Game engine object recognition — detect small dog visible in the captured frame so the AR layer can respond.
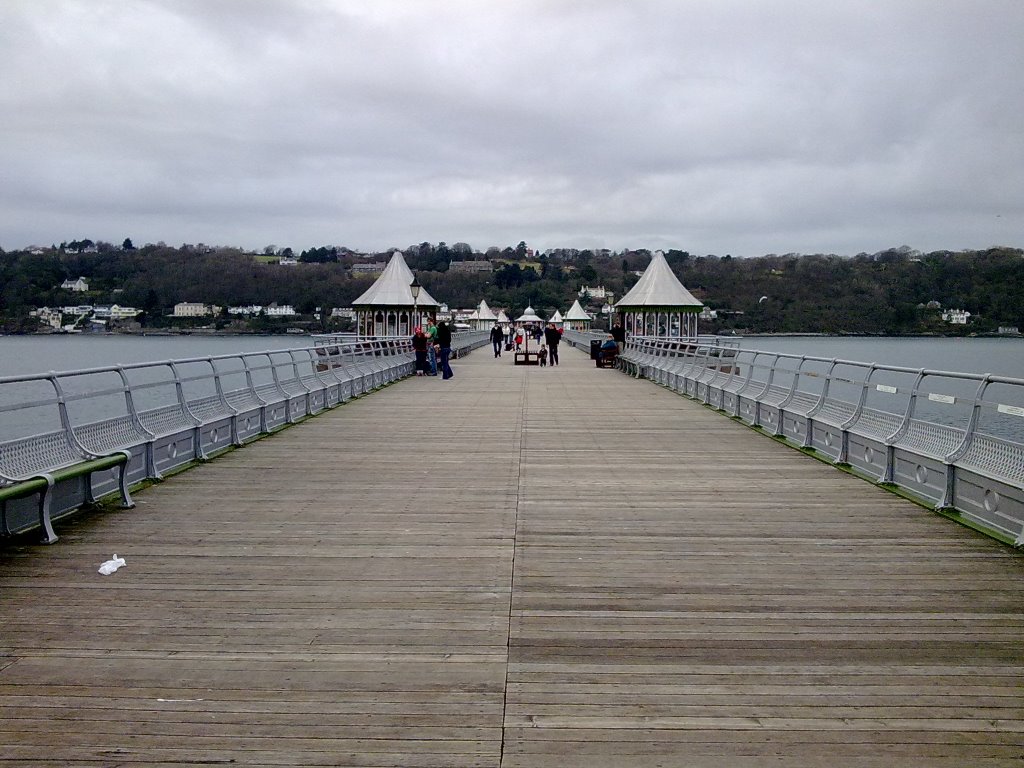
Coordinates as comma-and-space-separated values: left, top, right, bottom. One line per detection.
538, 344, 547, 366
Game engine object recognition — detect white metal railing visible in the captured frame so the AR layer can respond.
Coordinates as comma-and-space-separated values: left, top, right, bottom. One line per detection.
0, 332, 489, 541
606, 336, 1024, 546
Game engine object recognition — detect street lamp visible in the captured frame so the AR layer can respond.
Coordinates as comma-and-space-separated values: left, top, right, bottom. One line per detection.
410, 277, 421, 333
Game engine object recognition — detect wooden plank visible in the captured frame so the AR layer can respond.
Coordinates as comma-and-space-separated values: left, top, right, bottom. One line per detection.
1, 343, 1022, 766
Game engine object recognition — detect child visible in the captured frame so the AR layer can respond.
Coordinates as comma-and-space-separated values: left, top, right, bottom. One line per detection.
538, 344, 547, 366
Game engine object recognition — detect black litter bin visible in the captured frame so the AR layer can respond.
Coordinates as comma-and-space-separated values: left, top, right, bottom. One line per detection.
590, 339, 602, 360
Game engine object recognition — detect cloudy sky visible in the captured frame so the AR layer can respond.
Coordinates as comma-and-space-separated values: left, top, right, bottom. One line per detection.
2, 0, 1022, 257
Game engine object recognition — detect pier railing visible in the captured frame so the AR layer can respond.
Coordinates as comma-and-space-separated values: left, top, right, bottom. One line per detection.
594, 335, 1023, 545
0, 332, 488, 541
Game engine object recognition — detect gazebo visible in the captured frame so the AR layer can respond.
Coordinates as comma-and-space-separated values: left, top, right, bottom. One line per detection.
351, 251, 440, 338
472, 299, 498, 331
614, 250, 703, 338
563, 299, 592, 331
513, 306, 544, 365
515, 306, 544, 326
496, 309, 511, 333
550, 309, 564, 328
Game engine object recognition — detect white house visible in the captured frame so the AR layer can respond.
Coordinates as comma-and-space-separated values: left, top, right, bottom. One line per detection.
173, 302, 212, 317
579, 285, 609, 300
93, 305, 141, 319
264, 304, 297, 317
60, 277, 89, 292
228, 305, 264, 316
31, 307, 64, 329
942, 309, 971, 325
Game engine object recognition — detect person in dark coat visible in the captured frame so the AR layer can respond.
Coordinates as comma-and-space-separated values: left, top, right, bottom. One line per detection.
489, 322, 504, 358
611, 322, 626, 354
599, 334, 619, 361
436, 321, 454, 379
543, 322, 561, 366
411, 327, 429, 376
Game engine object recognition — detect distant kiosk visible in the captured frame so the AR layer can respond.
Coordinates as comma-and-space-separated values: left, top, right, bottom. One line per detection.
471, 299, 498, 331
563, 299, 592, 332
614, 250, 703, 338
513, 306, 544, 365
351, 251, 439, 338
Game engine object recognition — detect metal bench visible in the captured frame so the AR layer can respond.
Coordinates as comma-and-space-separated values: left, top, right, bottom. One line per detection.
0, 445, 133, 544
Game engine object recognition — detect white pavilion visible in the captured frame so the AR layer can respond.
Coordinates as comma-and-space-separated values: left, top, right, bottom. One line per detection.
351, 251, 440, 338
496, 309, 511, 333
515, 306, 544, 326
471, 299, 498, 331
614, 250, 703, 338
563, 299, 592, 331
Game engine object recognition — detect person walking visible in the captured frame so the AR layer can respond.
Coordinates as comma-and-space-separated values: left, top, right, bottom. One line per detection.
543, 322, 561, 366
490, 322, 504, 358
436, 320, 454, 379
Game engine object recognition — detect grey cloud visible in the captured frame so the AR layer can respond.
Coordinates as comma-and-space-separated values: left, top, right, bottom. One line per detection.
1, 0, 1022, 255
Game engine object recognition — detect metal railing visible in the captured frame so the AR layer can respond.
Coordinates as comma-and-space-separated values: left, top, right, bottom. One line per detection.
580, 334, 1024, 546
0, 332, 489, 540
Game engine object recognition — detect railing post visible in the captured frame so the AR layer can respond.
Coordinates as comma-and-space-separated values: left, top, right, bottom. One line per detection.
168, 362, 206, 460
752, 354, 779, 427
209, 357, 242, 447
881, 369, 925, 483
116, 367, 159, 479
940, 376, 991, 507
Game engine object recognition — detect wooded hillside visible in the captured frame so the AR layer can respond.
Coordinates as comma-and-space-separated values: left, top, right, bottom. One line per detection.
1, 241, 1020, 334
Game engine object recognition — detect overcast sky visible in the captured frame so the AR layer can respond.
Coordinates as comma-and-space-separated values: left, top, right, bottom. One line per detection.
2, 0, 1022, 257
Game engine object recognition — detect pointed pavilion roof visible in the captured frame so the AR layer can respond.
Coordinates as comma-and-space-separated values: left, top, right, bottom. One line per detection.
564, 299, 592, 321
352, 251, 439, 307
496, 310, 510, 324
476, 299, 498, 322
516, 306, 544, 323
615, 250, 702, 309
551, 310, 564, 323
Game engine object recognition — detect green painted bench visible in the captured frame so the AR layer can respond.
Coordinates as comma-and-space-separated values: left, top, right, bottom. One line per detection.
0, 450, 134, 544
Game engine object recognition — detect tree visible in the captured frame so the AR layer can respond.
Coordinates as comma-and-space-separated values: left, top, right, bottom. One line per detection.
122, 238, 135, 250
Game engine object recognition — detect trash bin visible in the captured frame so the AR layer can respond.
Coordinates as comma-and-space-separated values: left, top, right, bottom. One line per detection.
590, 339, 601, 360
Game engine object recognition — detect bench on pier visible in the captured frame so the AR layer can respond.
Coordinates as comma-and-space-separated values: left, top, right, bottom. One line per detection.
0, 442, 134, 545
514, 351, 541, 366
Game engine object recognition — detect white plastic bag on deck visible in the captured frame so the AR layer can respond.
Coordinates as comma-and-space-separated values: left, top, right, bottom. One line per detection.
98, 555, 126, 575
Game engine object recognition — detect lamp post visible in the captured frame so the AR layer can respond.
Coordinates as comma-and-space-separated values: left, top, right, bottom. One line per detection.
410, 277, 421, 334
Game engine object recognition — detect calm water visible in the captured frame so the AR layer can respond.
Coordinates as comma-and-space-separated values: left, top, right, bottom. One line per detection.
0, 333, 1021, 379
739, 336, 1024, 380
0, 334, 309, 378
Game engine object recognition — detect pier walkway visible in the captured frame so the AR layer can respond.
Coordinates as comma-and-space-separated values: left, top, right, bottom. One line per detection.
1, 343, 1022, 767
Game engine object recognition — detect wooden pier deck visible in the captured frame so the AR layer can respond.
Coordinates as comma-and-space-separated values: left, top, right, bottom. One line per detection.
1, 343, 1022, 767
